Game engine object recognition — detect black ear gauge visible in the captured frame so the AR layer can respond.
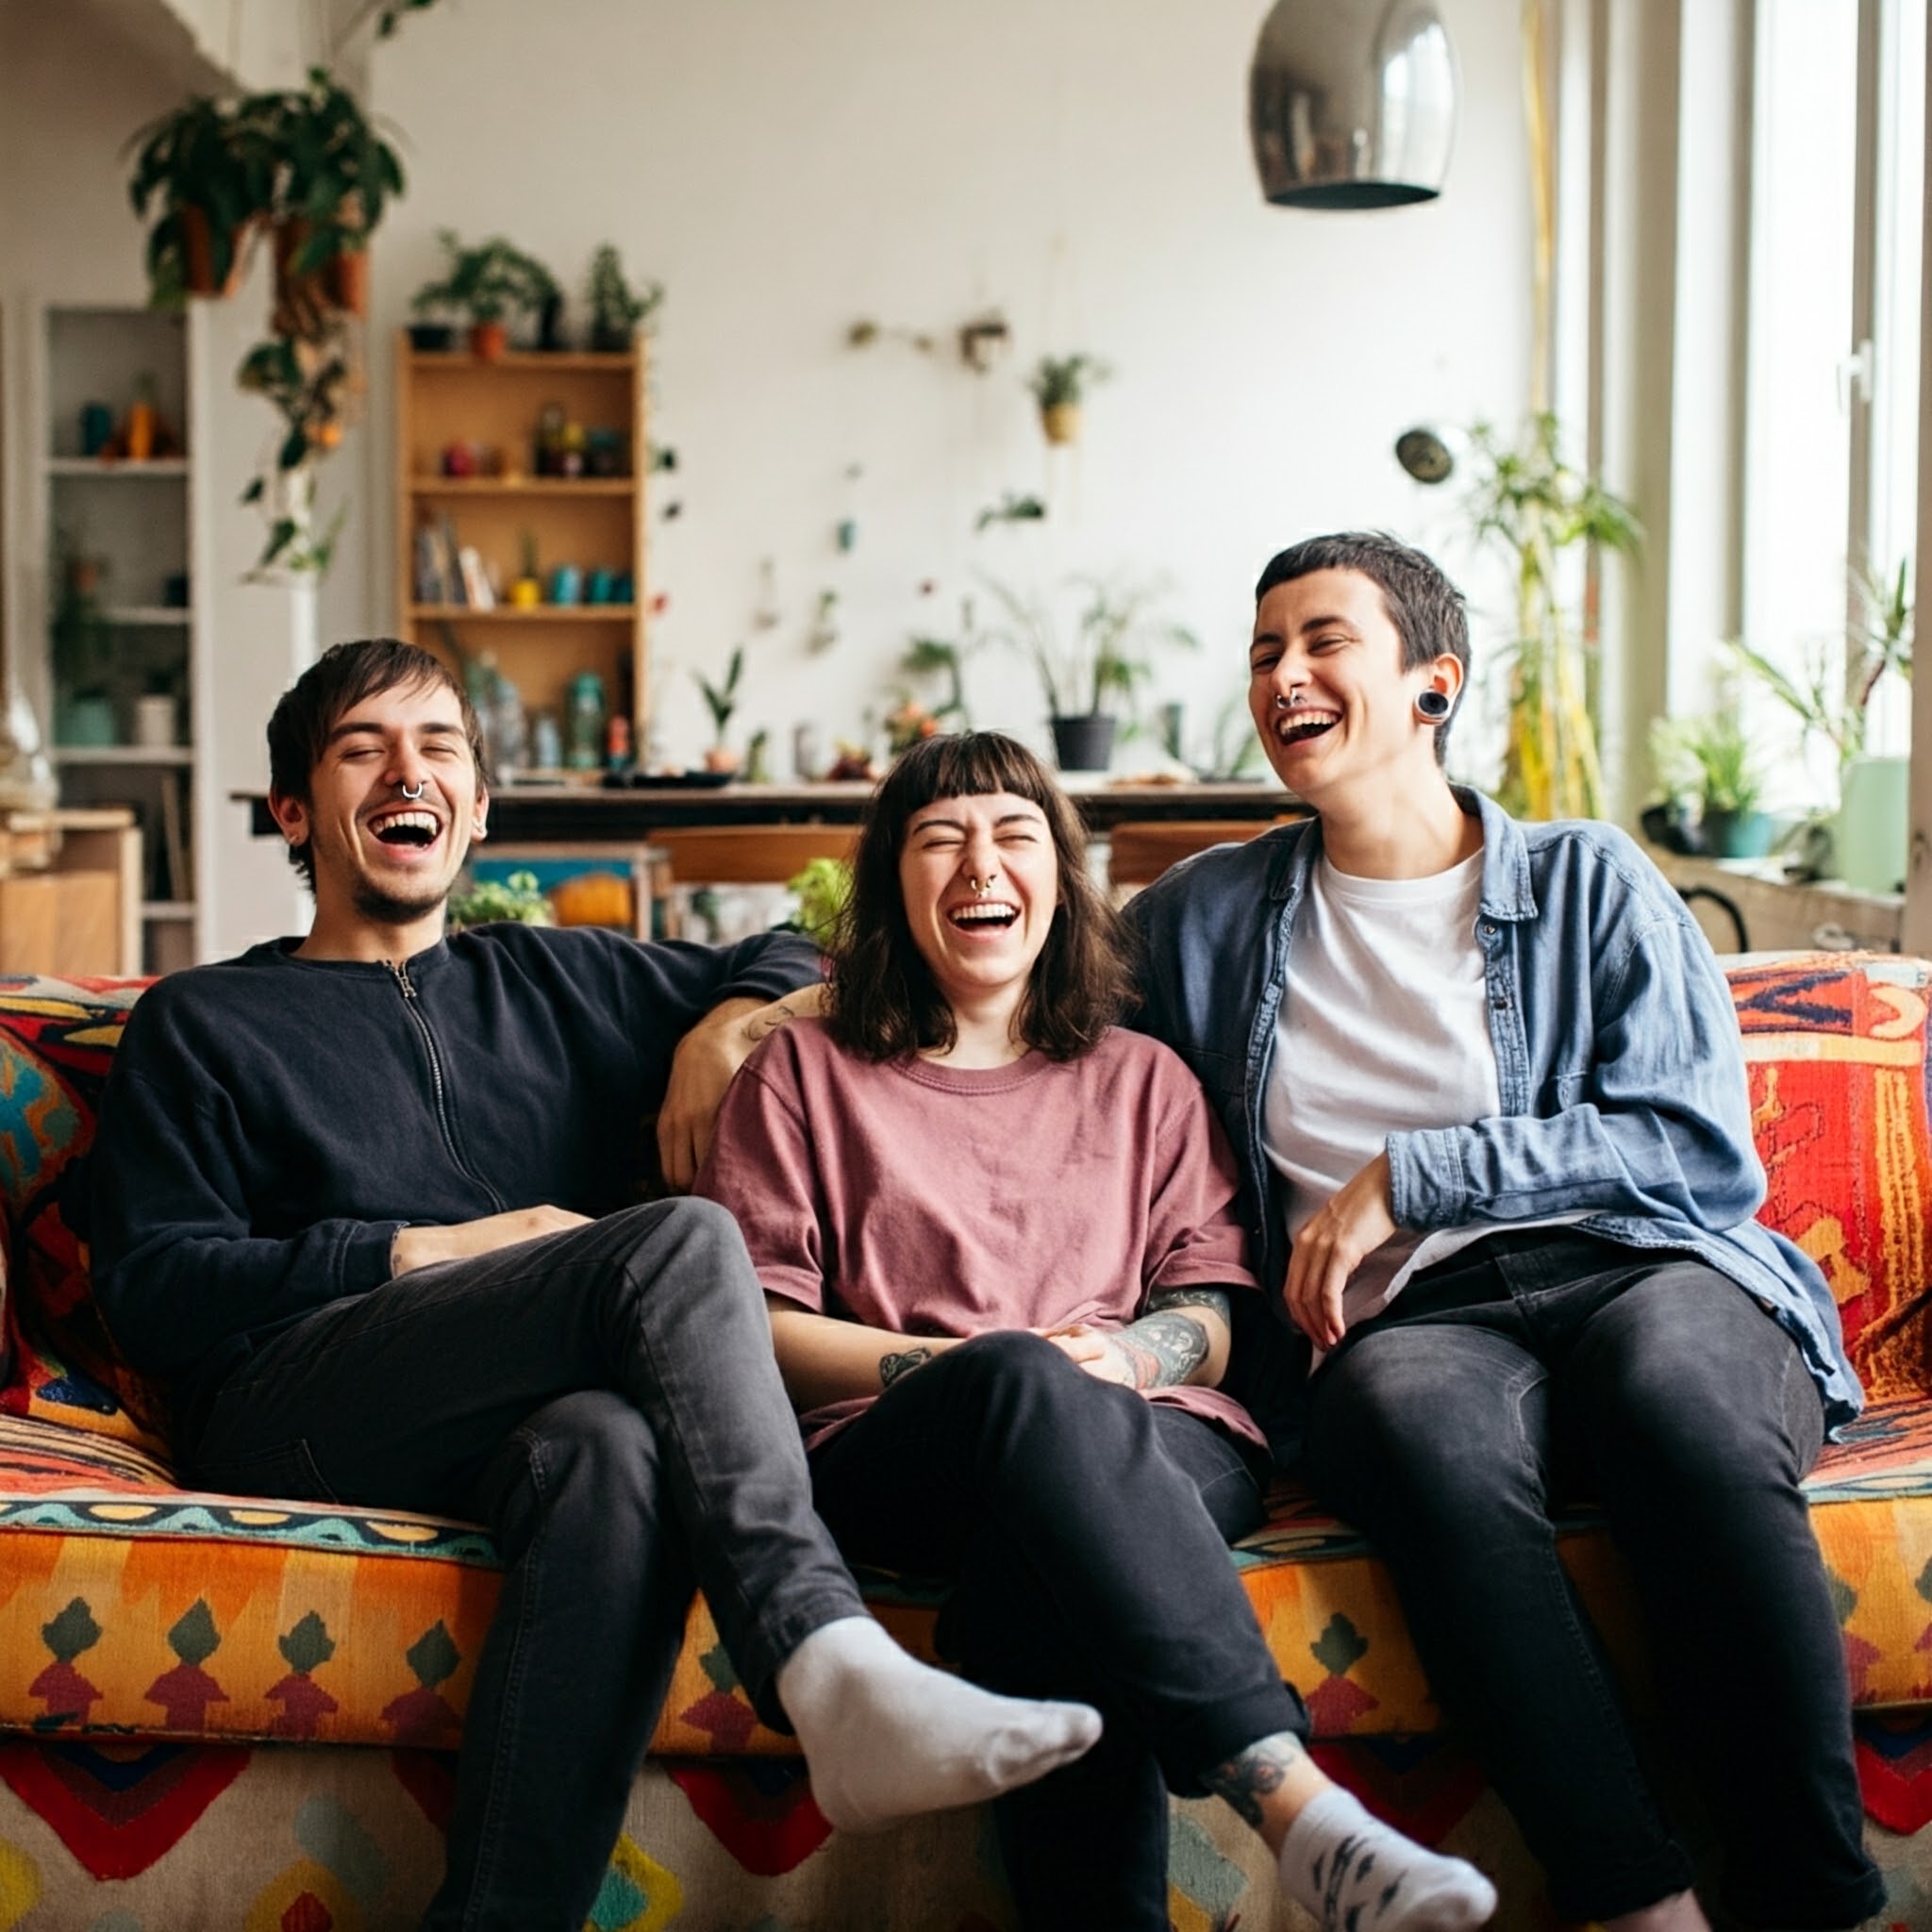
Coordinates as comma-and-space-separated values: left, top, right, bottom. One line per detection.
1415, 689, 1453, 723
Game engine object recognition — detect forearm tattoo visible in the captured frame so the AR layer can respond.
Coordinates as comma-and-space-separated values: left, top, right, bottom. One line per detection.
1202, 1732, 1309, 1829
1114, 1289, 1230, 1390
878, 1345, 932, 1388
743, 1000, 798, 1045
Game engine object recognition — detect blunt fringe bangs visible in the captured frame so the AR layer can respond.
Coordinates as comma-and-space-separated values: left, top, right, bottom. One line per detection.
1254, 531, 1470, 766
826, 731, 1136, 1063
266, 638, 487, 887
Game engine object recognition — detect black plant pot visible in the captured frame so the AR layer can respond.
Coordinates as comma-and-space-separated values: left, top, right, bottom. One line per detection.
1050, 713, 1117, 773
407, 322, 456, 352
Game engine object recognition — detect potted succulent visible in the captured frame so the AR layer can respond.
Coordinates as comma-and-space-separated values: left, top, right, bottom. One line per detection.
694, 645, 745, 774
988, 573, 1196, 772
410, 231, 559, 360
585, 244, 663, 352
125, 93, 276, 301
1028, 353, 1109, 446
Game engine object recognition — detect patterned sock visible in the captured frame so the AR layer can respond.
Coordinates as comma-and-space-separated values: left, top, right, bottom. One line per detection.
777, 1615, 1102, 1835
1278, 1784, 1497, 1931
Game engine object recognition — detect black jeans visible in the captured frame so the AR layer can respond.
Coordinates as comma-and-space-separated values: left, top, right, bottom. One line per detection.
190, 1199, 866, 1932
1303, 1229, 1883, 1928
808, 1328, 1304, 1931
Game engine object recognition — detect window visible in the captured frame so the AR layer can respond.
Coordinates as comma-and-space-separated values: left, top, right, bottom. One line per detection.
1741, 0, 1924, 802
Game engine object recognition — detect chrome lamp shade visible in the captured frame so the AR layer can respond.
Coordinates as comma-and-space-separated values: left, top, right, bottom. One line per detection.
1249, 0, 1458, 209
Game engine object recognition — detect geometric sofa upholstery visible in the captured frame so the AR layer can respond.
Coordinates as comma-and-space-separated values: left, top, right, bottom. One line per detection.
3, 955, 1932, 1929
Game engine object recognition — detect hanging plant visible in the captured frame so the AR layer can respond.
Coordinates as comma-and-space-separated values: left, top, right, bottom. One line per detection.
1028, 353, 1109, 446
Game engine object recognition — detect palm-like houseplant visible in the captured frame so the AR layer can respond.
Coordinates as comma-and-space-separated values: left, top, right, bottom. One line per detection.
1450, 415, 1641, 820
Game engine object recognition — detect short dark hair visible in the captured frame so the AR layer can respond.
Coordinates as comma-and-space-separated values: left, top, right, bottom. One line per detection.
826, 731, 1135, 1062
266, 639, 487, 886
1254, 531, 1470, 765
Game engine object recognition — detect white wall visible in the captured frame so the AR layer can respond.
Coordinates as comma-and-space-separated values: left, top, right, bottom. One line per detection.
364, 0, 1535, 775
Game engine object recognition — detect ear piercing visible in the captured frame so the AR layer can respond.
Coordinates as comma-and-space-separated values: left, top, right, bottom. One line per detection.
1415, 690, 1453, 723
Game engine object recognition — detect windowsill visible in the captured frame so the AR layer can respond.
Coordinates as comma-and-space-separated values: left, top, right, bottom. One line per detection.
1644, 845, 1903, 954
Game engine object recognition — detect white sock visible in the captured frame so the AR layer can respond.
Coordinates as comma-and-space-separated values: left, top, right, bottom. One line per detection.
1279, 1784, 1497, 1932
1604, 1892, 1712, 1932
775, 1615, 1102, 1835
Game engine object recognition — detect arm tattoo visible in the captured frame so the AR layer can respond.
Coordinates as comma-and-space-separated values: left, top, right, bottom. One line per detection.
878, 1346, 932, 1388
1111, 1289, 1230, 1390
743, 1000, 798, 1045
1202, 1732, 1309, 1829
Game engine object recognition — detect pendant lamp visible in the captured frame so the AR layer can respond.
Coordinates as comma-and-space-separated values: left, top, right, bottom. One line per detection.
1249, 0, 1458, 208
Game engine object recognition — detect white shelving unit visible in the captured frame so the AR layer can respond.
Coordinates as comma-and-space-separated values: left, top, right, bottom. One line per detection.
36, 306, 207, 974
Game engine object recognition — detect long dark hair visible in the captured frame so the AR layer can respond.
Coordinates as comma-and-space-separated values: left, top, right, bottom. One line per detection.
826, 732, 1135, 1062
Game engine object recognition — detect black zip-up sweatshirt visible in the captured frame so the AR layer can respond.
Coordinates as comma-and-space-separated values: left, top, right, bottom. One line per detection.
88, 922, 821, 1430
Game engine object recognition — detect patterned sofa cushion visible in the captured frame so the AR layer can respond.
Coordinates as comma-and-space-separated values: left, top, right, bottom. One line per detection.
1, 956, 1931, 1758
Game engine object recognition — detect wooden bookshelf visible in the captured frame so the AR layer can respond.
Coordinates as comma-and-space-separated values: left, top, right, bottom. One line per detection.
393, 336, 648, 747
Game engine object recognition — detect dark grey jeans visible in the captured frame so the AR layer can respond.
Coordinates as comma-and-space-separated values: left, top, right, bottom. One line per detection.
808, 1329, 1301, 1931
189, 1198, 865, 1932
1303, 1228, 1883, 1928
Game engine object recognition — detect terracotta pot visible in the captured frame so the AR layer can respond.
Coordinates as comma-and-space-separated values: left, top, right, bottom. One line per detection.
469, 321, 510, 362
701, 746, 742, 775
179, 207, 247, 298
1041, 402, 1082, 446
327, 245, 370, 318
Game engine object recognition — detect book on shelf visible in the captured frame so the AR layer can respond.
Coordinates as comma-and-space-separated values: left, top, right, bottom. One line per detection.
457, 544, 495, 609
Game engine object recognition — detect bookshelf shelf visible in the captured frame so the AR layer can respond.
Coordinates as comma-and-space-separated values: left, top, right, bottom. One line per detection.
397, 331, 648, 744
408, 476, 638, 497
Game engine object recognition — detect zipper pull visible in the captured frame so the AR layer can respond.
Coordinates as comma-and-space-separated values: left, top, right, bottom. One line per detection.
389, 959, 415, 999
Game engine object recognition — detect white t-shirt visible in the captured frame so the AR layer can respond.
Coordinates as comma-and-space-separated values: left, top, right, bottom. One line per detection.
1263, 848, 1580, 1343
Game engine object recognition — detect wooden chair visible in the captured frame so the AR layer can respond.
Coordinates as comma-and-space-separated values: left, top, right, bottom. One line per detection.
1106, 817, 1297, 894
651, 825, 858, 939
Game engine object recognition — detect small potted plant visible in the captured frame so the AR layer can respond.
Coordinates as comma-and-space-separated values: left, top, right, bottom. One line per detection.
1651, 713, 1771, 859
988, 573, 1196, 771
409, 230, 559, 360
1028, 353, 1109, 446
694, 645, 745, 774
585, 244, 663, 353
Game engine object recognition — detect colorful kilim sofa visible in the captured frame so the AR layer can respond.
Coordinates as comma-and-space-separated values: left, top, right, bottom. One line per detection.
4, 957, 1932, 1931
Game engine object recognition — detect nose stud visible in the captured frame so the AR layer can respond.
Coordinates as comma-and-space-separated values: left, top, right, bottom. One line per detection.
399, 781, 425, 801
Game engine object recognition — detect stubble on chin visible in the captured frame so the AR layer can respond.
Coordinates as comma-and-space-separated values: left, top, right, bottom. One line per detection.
352, 876, 452, 925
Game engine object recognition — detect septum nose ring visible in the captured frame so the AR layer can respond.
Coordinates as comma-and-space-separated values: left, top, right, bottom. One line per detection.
399, 781, 425, 802
1274, 691, 1301, 710
969, 874, 996, 895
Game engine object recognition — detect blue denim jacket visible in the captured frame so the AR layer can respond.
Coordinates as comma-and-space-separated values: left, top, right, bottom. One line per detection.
1124, 788, 1862, 1457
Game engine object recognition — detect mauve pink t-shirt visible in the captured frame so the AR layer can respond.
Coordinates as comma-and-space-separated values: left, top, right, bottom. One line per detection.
698, 1018, 1265, 1453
